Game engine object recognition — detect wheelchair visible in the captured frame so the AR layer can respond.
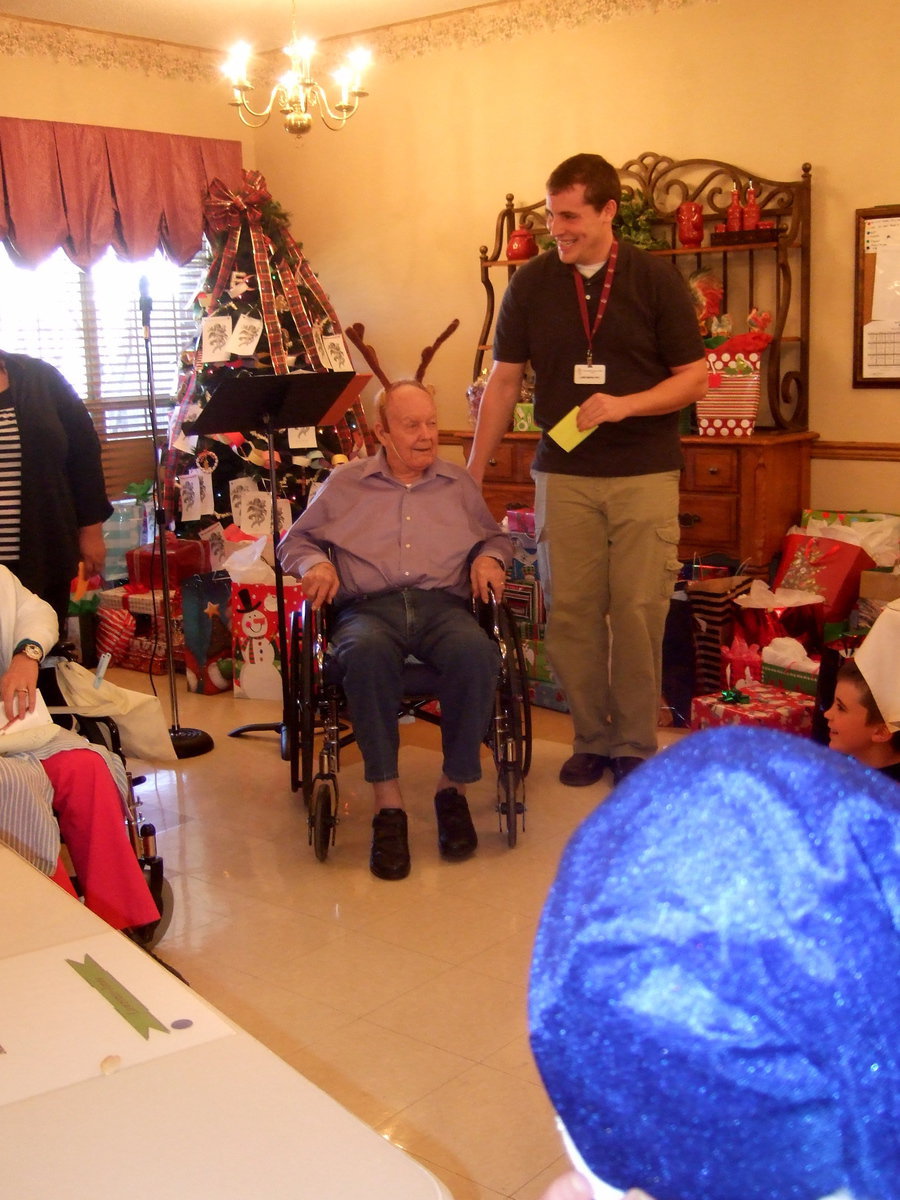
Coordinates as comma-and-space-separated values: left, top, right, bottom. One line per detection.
286, 589, 532, 860
39, 656, 172, 947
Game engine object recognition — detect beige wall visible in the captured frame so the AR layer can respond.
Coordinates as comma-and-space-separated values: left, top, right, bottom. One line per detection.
1, 0, 899, 510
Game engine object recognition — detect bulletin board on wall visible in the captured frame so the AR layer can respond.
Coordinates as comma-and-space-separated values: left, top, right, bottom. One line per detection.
853, 205, 900, 387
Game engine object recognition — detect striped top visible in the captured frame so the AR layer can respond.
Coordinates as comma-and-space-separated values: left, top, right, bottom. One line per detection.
0, 392, 21, 562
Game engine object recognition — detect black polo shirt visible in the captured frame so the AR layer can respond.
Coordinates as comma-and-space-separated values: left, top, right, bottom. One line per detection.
493, 241, 704, 477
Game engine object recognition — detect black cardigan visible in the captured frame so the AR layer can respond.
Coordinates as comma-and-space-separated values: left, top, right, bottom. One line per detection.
1, 352, 112, 602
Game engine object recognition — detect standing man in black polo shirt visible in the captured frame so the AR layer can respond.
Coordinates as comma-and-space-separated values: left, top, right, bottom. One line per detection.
468, 153, 706, 787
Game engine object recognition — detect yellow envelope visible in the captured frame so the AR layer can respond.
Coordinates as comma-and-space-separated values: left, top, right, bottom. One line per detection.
547, 406, 592, 452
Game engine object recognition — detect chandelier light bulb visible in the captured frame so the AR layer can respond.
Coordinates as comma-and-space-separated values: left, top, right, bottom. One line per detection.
221, 14, 372, 137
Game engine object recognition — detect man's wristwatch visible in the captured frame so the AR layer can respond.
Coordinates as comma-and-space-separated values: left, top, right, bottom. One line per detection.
13, 639, 44, 663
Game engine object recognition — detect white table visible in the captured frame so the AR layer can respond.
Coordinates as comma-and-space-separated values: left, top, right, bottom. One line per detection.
0, 844, 451, 1198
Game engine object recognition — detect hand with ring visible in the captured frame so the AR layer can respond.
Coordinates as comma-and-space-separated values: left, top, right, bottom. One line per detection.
1, 659, 39, 722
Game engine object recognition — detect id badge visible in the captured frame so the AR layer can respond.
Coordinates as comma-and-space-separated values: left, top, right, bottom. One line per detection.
574, 363, 606, 385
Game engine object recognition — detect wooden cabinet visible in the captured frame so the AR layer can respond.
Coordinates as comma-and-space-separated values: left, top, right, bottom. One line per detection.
447, 429, 819, 575
678, 431, 817, 572
450, 431, 536, 517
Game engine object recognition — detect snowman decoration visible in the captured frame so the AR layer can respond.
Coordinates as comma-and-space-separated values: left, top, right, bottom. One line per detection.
236, 588, 283, 700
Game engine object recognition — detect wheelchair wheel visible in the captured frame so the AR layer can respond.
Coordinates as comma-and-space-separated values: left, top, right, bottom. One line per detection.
311, 780, 335, 862
493, 604, 531, 845
497, 764, 522, 849
129, 876, 174, 949
289, 604, 318, 806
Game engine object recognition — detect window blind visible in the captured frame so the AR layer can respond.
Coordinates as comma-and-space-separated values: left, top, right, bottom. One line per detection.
0, 244, 207, 495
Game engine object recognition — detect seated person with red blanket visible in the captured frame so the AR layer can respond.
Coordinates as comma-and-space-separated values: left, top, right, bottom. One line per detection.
0, 565, 159, 930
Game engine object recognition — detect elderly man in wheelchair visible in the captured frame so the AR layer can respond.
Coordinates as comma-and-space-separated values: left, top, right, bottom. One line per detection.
278, 379, 512, 881
0, 565, 160, 931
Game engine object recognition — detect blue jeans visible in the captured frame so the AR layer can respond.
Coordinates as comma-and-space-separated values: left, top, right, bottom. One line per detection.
331, 589, 500, 784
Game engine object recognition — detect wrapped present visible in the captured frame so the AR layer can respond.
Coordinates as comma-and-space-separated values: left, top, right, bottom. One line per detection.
231, 581, 305, 700
503, 578, 544, 624
521, 636, 555, 684
529, 679, 569, 713
513, 402, 539, 432
690, 680, 814, 736
181, 572, 234, 694
506, 506, 536, 537
103, 498, 151, 583
802, 508, 899, 526
761, 662, 819, 696
95, 608, 136, 666
119, 633, 184, 676
98, 585, 179, 617
509, 532, 539, 580
127, 533, 208, 587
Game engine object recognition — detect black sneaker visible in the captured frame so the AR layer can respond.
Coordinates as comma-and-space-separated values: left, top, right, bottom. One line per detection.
370, 808, 411, 880
434, 788, 478, 861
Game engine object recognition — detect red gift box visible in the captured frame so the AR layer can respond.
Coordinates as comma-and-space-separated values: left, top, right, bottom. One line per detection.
127, 534, 208, 587
691, 680, 813, 736
231, 581, 305, 700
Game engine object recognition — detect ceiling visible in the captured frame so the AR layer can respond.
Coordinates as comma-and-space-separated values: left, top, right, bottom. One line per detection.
0, 0, 480, 52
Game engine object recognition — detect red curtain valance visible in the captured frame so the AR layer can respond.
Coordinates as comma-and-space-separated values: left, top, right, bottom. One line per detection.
0, 116, 242, 268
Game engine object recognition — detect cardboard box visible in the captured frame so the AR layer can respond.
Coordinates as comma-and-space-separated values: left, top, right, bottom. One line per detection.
858, 569, 900, 603
691, 680, 813, 736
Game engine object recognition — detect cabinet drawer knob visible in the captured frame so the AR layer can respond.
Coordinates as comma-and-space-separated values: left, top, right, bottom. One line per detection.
488, 457, 497, 467
707, 466, 720, 476
678, 512, 701, 528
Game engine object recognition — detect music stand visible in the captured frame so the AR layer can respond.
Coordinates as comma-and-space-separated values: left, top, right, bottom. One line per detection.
189, 370, 366, 755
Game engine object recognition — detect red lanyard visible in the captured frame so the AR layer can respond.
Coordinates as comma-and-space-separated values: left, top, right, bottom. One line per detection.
572, 238, 618, 366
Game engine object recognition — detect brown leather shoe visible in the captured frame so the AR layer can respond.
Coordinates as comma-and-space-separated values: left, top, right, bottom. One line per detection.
559, 753, 611, 787
611, 756, 646, 784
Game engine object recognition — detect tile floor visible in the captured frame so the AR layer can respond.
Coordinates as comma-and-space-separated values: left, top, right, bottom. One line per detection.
117, 667, 686, 1199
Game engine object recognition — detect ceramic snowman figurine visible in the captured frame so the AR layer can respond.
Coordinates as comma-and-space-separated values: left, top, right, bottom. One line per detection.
236, 592, 283, 700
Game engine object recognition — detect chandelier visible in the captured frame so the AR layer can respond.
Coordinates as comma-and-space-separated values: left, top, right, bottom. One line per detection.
221, 5, 372, 138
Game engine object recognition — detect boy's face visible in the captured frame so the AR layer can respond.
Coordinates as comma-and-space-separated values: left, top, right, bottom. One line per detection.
824, 678, 882, 762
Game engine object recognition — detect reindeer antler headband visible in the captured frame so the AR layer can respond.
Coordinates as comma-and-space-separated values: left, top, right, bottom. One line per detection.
345, 319, 460, 388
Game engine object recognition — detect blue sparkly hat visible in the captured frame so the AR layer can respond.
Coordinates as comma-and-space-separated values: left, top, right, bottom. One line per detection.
529, 726, 900, 1200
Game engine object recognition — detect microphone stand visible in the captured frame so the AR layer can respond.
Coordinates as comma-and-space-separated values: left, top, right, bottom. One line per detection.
139, 277, 214, 759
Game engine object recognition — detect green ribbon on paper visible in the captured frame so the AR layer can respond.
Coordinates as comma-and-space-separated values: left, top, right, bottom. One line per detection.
720, 688, 750, 704
67, 954, 169, 1041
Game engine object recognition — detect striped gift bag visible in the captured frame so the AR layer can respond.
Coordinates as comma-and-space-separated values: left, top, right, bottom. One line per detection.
696, 350, 761, 438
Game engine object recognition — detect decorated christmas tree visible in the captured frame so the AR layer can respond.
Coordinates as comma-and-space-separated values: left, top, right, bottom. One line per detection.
163, 169, 373, 536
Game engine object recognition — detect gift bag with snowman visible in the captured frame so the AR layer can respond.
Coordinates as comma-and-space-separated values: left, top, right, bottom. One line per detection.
231, 581, 305, 699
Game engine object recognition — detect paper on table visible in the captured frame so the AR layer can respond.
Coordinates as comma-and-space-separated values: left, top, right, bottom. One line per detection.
547, 406, 592, 452
0, 932, 234, 1106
